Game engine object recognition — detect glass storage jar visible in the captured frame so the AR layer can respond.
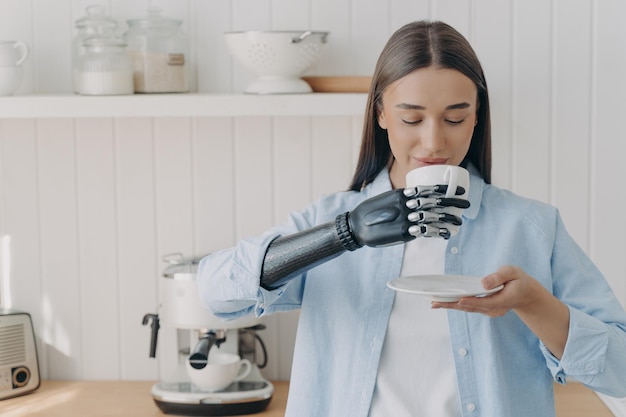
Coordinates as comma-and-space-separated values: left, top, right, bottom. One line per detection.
71, 5, 118, 93
77, 37, 133, 95
124, 7, 189, 93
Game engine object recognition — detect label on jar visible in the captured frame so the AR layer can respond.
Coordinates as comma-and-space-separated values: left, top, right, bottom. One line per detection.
167, 53, 185, 66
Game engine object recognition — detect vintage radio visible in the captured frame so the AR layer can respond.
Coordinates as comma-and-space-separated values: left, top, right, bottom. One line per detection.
0, 309, 40, 400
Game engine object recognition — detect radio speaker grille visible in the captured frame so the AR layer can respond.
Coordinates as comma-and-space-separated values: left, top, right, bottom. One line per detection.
0, 324, 26, 366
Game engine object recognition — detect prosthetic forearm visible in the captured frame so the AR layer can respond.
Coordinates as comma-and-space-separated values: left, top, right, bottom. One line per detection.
260, 219, 346, 289
260, 185, 469, 290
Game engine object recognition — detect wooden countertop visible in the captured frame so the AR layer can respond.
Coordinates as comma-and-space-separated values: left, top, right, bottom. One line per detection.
2, 381, 288, 417
1, 380, 614, 416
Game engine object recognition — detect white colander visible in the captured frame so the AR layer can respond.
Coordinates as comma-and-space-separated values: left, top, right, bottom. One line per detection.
224, 30, 329, 94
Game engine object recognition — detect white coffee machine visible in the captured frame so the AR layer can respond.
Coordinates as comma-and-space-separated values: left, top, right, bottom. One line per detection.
143, 253, 274, 416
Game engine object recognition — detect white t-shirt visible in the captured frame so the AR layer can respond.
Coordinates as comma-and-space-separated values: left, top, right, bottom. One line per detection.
368, 237, 461, 417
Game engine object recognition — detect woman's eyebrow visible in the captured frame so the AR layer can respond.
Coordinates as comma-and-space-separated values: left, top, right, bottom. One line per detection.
395, 102, 471, 110
446, 102, 471, 110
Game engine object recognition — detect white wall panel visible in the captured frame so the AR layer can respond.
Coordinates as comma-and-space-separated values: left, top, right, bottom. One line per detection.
352, 0, 389, 76
310, 0, 352, 75
590, 0, 626, 304
114, 118, 158, 380
37, 119, 81, 379
32, 1, 72, 93
432, 0, 471, 38
473, 0, 513, 189
551, 0, 592, 251
233, 116, 273, 238
75, 118, 120, 379
192, 117, 236, 253
154, 118, 194, 258
193, 1, 233, 93
273, 116, 312, 220
390, 0, 430, 30
0, 120, 46, 376
311, 116, 354, 197
511, 1, 552, 203
271, 0, 309, 30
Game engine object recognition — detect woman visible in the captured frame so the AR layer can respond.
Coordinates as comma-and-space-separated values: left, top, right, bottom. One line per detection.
198, 21, 626, 417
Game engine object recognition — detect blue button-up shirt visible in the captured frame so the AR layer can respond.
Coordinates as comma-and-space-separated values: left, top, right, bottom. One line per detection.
198, 165, 626, 417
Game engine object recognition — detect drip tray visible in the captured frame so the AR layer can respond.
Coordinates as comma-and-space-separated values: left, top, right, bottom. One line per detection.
151, 381, 274, 416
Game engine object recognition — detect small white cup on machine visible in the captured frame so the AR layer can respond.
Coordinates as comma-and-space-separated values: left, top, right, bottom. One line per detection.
186, 351, 252, 392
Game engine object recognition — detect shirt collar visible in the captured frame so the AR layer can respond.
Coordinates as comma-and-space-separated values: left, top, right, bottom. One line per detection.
365, 168, 394, 196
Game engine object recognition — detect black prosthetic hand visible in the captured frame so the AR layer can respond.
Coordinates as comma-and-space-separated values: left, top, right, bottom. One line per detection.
347, 184, 470, 246
260, 184, 470, 290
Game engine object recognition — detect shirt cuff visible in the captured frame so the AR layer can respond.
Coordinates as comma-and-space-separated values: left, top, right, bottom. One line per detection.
541, 306, 608, 384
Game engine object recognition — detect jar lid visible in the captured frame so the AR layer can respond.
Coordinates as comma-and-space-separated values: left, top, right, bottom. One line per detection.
75, 5, 118, 30
127, 6, 182, 28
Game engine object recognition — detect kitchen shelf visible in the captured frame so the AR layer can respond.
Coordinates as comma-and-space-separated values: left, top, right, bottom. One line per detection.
0, 93, 368, 118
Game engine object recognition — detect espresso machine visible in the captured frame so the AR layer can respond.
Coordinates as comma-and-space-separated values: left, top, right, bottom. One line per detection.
143, 253, 274, 416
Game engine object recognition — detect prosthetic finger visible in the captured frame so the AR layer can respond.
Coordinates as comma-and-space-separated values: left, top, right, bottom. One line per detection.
403, 184, 466, 198
407, 211, 462, 226
408, 224, 451, 239
405, 197, 471, 210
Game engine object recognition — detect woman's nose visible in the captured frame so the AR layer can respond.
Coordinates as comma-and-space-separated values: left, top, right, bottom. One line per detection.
421, 121, 446, 152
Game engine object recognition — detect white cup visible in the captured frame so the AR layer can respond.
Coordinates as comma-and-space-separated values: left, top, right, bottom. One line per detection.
405, 165, 470, 236
186, 351, 252, 392
0, 41, 29, 67
0, 65, 24, 96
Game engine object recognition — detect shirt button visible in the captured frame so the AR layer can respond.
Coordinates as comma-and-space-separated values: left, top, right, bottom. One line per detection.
450, 247, 459, 254
458, 348, 468, 356
466, 403, 476, 411
370, 337, 378, 350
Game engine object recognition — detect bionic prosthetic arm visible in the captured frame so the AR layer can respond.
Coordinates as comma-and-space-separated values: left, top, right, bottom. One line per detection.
260, 184, 470, 290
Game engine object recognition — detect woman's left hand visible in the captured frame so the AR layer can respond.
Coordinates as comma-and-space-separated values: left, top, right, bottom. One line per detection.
432, 265, 542, 317
433, 265, 571, 358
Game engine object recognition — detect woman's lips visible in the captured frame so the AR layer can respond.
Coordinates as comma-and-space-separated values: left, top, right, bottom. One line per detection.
416, 158, 449, 166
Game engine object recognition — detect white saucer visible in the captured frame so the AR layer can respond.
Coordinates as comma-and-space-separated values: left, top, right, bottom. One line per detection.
387, 274, 504, 302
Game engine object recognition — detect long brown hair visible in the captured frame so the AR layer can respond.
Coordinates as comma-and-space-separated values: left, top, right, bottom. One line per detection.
349, 20, 492, 191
